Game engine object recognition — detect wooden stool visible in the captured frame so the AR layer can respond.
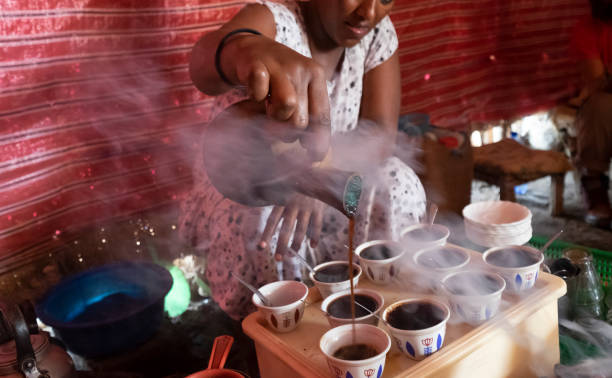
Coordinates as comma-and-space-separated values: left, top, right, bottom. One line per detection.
473, 139, 572, 216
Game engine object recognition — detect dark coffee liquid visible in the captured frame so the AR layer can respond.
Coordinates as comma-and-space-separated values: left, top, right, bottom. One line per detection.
314, 264, 357, 283
360, 244, 395, 260
445, 273, 501, 295
387, 302, 445, 330
333, 343, 378, 360
348, 218, 356, 338
328, 294, 378, 318
417, 247, 467, 269
404, 227, 444, 242
486, 248, 539, 268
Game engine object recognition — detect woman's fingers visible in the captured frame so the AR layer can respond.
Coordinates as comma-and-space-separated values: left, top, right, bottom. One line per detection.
289, 83, 309, 130
302, 72, 331, 162
244, 55, 330, 162
266, 72, 298, 122
308, 204, 324, 248
291, 209, 311, 251
244, 61, 270, 102
275, 206, 299, 260
259, 206, 284, 250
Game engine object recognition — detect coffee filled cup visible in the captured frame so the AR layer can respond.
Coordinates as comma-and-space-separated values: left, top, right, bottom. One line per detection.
482, 245, 544, 292
382, 297, 450, 360
252, 280, 308, 333
309, 261, 362, 298
320, 288, 384, 328
355, 240, 404, 285
412, 245, 470, 292
441, 270, 506, 325
319, 324, 391, 378
400, 224, 450, 254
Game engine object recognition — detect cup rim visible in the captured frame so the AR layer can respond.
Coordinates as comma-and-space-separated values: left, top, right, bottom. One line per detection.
251, 280, 309, 310
320, 288, 384, 322
440, 270, 506, 299
400, 223, 450, 242
185, 368, 249, 378
482, 245, 544, 271
309, 261, 362, 285
382, 297, 451, 334
354, 240, 405, 263
462, 200, 532, 227
412, 245, 470, 272
319, 323, 391, 366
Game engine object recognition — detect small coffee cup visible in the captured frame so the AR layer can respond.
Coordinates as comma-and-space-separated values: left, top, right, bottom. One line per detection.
482, 245, 544, 292
382, 297, 450, 360
252, 280, 308, 333
320, 288, 384, 328
355, 240, 404, 285
441, 270, 506, 325
412, 245, 470, 292
319, 324, 391, 378
401, 224, 450, 254
309, 261, 362, 298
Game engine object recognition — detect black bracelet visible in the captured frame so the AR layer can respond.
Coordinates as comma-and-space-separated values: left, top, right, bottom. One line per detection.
214, 28, 262, 86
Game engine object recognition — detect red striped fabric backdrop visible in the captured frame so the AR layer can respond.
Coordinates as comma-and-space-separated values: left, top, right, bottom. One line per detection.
0, 0, 590, 266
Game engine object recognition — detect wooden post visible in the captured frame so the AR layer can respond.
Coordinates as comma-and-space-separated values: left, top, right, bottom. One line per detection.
499, 178, 517, 202
549, 173, 565, 216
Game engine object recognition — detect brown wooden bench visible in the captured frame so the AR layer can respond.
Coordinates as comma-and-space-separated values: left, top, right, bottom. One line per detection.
473, 138, 572, 216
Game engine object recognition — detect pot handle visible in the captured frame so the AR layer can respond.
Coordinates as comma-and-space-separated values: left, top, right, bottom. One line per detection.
0, 301, 49, 378
207, 335, 234, 370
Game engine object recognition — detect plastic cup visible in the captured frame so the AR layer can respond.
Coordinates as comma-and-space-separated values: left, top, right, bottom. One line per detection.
252, 280, 308, 333
382, 297, 450, 361
400, 224, 450, 255
309, 261, 362, 298
320, 288, 384, 328
412, 245, 470, 292
482, 245, 544, 292
319, 324, 391, 378
355, 240, 404, 285
441, 270, 506, 325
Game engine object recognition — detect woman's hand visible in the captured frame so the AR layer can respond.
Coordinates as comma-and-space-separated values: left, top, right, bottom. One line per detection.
222, 34, 331, 162
258, 194, 325, 261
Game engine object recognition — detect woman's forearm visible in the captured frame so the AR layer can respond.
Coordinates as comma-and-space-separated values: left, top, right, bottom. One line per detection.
189, 4, 276, 95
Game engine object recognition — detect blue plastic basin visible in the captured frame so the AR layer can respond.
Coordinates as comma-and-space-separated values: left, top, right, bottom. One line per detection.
36, 261, 173, 358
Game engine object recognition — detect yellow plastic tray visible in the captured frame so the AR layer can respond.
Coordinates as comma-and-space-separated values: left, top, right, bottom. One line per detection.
242, 245, 567, 377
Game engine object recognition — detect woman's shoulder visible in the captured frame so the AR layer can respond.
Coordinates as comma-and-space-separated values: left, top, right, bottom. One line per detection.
256, 0, 310, 57
256, 0, 301, 23
359, 16, 397, 52
356, 15, 398, 72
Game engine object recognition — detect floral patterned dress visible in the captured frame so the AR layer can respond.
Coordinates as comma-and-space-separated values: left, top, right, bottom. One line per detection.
179, 0, 426, 320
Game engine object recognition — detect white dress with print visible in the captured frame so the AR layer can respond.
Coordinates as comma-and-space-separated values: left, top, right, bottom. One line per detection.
179, 0, 426, 320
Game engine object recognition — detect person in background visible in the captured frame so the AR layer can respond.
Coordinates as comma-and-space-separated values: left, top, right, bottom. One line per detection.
181, 0, 426, 320
569, 0, 612, 229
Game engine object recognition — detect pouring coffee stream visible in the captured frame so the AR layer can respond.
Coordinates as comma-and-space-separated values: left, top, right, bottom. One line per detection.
286, 248, 381, 321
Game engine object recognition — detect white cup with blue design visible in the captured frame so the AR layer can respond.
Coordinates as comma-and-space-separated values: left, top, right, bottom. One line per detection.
355, 240, 405, 285
412, 244, 471, 293
441, 270, 506, 325
482, 245, 544, 292
319, 323, 391, 378
382, 297, 450, 361
400, 223, 450, 255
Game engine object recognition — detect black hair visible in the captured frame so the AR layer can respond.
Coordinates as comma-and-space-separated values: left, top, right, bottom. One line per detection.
590, 0, 612, 22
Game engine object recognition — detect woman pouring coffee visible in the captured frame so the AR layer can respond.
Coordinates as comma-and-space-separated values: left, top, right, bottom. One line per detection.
181, 0, 426, 320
